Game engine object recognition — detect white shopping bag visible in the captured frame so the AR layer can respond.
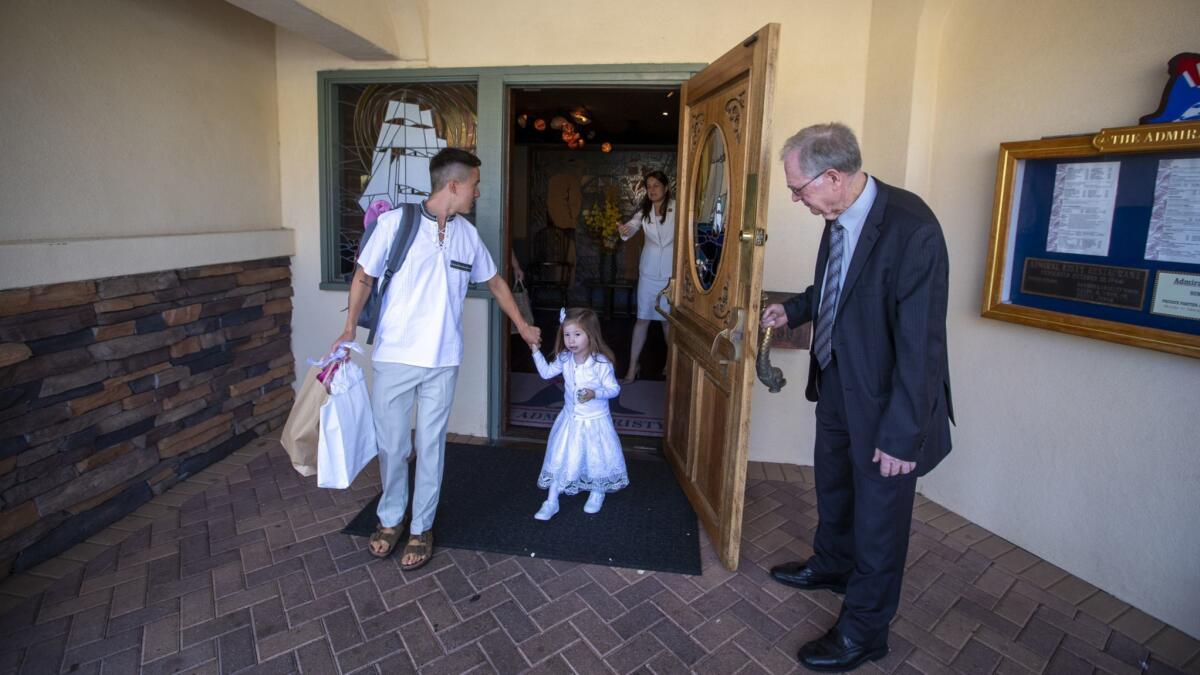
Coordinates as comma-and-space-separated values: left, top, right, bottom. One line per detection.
317, 355, 378, 489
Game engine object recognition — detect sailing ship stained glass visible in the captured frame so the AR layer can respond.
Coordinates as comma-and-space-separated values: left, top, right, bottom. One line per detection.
334, 83, 478, 279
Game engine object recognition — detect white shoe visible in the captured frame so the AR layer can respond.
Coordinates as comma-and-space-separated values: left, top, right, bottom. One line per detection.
534, 500, 559, 521
583, 492, 605, 514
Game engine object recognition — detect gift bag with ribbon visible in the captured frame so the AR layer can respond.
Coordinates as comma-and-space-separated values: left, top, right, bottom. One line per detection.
510, 278, 536, 334
279, 364, 332, 477
316, 343, 378, 489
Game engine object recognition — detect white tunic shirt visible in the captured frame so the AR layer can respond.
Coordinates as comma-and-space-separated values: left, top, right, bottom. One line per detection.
620, 199, 676, 280
357, 205, 497, 367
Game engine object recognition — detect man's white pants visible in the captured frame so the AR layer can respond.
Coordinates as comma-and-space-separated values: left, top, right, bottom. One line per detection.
371, 361, 459, 534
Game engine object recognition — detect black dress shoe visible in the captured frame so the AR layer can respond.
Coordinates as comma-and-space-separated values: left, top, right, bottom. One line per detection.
798, 626, 888, 672
769, 561, 848, 594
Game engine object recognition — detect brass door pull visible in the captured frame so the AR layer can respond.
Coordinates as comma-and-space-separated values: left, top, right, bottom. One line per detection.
709, 308, 746, 365
755, 325, 787, 392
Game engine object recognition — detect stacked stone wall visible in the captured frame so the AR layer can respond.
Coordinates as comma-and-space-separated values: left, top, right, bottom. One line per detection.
0, 258, 295, 577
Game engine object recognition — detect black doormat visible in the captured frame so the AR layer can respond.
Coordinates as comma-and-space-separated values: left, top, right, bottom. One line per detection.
341, 442, 701, 575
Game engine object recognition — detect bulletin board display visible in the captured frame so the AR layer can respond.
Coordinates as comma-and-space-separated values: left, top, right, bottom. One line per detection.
981, 121, 1200, 359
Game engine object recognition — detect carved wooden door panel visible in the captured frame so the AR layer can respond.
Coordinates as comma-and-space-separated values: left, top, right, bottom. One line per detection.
662, 24, 778, 570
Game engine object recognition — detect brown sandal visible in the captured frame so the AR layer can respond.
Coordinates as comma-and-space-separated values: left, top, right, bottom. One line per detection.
400, 531, 433, 571
369, 524, 402, 559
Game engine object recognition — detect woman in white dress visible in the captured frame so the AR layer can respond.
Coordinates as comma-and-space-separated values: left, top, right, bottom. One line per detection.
530, 307, 629, 520
617, 171, 675, 384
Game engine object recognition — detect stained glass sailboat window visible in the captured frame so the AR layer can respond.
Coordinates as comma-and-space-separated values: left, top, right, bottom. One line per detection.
334, 83, 478, 279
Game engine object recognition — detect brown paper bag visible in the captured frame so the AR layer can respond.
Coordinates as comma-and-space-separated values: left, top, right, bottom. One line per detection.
280, 365, 328, 477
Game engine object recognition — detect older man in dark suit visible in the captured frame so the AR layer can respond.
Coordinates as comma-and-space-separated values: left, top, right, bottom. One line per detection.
762, 123, 954, 672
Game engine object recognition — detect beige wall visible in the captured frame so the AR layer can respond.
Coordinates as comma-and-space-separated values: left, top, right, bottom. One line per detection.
227, 0, 428, 61
276, 0, 1199, 636
292, 0, 416, 60
0, 0, 282, 244
912, 0, 1200, 639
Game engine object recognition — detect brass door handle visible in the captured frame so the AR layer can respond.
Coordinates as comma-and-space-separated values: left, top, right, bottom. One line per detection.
654, 278, 674, 316
709, 328, 733, 363
755, 325, 787, 392
754, 291, 787, 392
709, 308, 746, 365
739, 229, 768, 245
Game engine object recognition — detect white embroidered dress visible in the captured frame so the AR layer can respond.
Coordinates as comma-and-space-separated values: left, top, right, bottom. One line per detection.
532, 351, 629, 494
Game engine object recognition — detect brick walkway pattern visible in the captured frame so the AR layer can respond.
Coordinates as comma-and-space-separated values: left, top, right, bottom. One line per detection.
1, 436, 1197, 674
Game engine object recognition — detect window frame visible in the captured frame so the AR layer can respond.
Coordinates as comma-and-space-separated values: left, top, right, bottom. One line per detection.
318, 68, 484, 289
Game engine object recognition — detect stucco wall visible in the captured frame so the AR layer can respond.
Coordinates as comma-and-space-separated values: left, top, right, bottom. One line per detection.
0, 0, 283, 243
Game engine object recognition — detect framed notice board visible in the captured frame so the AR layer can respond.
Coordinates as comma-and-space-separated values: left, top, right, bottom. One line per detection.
982, 121, 1200, 358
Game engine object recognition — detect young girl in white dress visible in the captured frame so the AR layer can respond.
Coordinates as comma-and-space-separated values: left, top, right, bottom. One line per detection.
530, 307, 629, 520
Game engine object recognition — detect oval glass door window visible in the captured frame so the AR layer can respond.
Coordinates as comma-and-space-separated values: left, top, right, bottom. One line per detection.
692, 126, 729, 290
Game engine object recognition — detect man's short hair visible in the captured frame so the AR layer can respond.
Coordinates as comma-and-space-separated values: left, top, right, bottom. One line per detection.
779, 123, 862, 178
429, 148, 482, 194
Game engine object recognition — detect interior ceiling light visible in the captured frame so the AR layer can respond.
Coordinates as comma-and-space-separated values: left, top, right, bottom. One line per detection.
518, 103, 601, 149
569, 107, 592, 125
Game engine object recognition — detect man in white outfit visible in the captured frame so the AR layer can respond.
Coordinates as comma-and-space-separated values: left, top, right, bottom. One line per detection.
333, 148, 541, 569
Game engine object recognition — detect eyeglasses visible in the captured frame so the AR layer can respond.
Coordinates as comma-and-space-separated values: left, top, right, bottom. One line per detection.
788, 170, 828, 198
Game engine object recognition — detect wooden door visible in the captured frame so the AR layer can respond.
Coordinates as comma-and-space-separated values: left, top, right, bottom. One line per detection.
661, 24, 778, 570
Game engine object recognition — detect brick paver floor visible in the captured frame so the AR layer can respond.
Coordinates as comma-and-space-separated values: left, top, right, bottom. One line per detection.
1, 435, 1197, 674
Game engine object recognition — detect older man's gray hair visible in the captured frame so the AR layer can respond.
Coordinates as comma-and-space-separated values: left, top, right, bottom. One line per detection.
779, 123, 863, 178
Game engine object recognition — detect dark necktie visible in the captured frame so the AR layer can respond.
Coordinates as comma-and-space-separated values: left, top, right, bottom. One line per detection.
812, 220, 844, 369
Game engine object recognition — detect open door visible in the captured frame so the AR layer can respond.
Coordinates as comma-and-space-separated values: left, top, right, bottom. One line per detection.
661, 24, 778, 570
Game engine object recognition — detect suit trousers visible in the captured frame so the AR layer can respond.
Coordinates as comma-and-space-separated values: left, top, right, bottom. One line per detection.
810, 356, 917, 646
371, 361, 459, 534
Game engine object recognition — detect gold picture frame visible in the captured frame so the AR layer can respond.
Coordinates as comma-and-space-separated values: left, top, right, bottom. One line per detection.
981, 121, 1200, 359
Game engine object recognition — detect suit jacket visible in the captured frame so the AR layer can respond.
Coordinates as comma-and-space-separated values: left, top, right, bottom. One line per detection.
783, 179, 954, 478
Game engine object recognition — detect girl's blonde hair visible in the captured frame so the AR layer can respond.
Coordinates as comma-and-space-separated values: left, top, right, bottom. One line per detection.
554, 307, 616, 364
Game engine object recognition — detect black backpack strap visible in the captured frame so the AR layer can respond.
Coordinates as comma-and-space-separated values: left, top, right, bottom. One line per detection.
367, 203, 420, 345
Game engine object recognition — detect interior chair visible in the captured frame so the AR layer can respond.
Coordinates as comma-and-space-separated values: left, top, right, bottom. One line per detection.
529, 226, 575, 310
